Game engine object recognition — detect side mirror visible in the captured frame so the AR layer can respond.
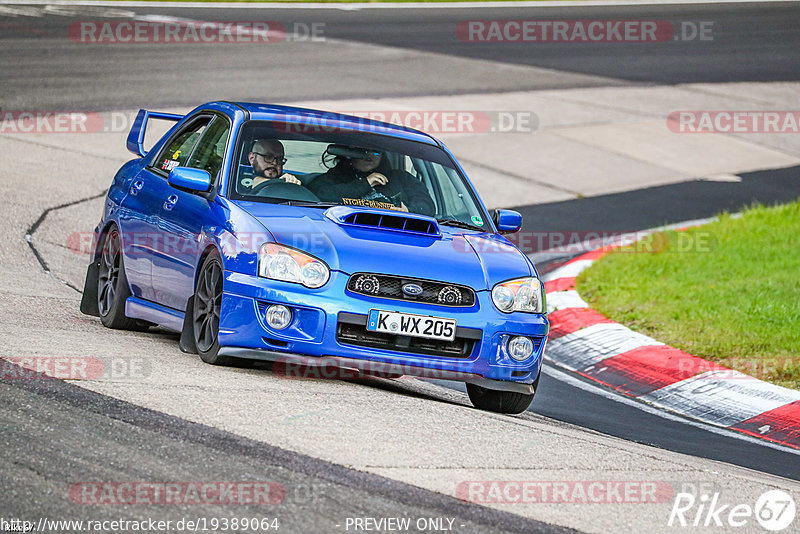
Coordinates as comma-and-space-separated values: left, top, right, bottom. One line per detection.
168, 167, 212, 194
494, 209, 522, 234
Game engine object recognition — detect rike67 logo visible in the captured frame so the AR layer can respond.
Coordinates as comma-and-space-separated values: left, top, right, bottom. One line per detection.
669, 489, 796, 531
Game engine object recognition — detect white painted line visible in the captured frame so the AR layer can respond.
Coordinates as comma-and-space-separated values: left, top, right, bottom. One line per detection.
542, 365, 800, 456
0, 4, 135, 16
542, 258, 594, 282
546, 322, 662, 370
546, 290, 588, 313
641, 370, 800, 428
700, 173, 743, 183
0, 5, 43, 15
2, 0, 790, 8
132, 14, 287, 39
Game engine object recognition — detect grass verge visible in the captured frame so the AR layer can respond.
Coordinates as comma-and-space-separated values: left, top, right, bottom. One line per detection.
576, 200, 800, 390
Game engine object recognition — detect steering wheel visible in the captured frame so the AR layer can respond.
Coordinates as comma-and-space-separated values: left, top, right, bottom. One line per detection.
251, 180, 321, 202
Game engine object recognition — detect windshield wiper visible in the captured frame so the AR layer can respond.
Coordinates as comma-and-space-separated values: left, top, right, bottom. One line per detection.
278, 201, 339, 208
436, 218, 485, 232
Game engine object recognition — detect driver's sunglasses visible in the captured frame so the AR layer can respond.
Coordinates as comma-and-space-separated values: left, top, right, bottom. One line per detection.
253, 152, 287, 165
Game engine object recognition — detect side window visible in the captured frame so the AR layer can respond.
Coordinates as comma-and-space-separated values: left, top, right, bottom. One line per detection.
436, 165, 476, 220
186, 117, 230, 179
153, 118, 210, 173
409, 157, 441, 216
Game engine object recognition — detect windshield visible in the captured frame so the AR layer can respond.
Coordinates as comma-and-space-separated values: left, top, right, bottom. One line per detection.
228, 120, 490, 229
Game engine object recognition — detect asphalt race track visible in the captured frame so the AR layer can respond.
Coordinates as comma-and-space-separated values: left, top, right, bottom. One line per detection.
3, 2, 800, 110
2, 2, 800, 533
1, 364, 563, 534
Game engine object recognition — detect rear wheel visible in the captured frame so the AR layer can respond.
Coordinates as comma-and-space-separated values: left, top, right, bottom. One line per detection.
193, 250, 249, 367
97, 227, 141, 330
466, 378, 537, 414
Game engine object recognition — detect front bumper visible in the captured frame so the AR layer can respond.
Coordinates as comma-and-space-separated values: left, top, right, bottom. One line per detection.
217, 347, 536, 394
219, 270, 548, 387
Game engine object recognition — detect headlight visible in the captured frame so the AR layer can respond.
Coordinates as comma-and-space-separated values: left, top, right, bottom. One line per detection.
491, 277, 545, 313
258, 243, 330, 289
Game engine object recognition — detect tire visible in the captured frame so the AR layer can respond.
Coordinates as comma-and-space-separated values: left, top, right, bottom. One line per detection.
466, 377, 538, 414
192, 250, 249, 367
97, 227, 142, 330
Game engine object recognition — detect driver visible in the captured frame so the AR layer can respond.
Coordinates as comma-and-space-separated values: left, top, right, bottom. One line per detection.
244, 139, 300, 192
308, 149, 435, 216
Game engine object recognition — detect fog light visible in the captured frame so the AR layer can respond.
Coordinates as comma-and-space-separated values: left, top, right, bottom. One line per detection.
266, 305, 292, 330
508, 336, 534, 361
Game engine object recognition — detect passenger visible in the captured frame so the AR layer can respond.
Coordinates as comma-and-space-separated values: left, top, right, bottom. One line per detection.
244, 139, 300, 193
308, 148, 435, 216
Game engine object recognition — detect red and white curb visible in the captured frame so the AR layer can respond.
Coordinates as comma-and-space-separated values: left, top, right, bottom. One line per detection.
543, 245, 800, 451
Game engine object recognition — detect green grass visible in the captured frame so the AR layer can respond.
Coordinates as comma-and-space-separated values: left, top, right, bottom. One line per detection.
576, 200, 800, 390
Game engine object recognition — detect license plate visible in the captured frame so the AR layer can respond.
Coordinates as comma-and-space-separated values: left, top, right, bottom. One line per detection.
367, 310, 457, 342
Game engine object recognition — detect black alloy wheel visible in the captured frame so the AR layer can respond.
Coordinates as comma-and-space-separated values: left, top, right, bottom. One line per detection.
192, 250, 249, 367
97, 227, 140, 330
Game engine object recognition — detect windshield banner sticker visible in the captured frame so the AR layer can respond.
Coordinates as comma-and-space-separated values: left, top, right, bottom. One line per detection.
341, 198, 400, 211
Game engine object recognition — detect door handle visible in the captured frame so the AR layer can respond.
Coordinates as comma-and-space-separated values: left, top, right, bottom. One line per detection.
130, 180, 144, 195
163, 194, 179, 211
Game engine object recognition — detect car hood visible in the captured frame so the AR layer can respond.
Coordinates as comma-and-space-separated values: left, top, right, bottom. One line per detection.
232, 202, 532, 290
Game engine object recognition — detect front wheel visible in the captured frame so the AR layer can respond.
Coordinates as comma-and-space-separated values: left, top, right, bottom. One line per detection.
192, 250, 249, 367
466, 379, 537, 414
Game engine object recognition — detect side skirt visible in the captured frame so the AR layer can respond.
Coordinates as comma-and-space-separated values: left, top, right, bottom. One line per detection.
124, 297, 184, 333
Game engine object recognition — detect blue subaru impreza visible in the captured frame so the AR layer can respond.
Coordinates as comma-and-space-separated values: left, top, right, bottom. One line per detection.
80, 101, 548, 414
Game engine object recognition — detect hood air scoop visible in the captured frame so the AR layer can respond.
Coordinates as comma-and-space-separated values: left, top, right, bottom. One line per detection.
325, 206, 441, 237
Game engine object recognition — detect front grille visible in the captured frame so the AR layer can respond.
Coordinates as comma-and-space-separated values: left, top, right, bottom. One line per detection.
347, 273, 476, 307
337, 313, 480, 359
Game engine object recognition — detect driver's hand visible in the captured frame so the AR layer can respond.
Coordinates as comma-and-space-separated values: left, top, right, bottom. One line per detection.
366, 172, 388, 187
397, 202, 409, 212
280, 173, 301, 185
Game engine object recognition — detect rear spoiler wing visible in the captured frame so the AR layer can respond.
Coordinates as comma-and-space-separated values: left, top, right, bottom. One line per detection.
126, 109, 184, 157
